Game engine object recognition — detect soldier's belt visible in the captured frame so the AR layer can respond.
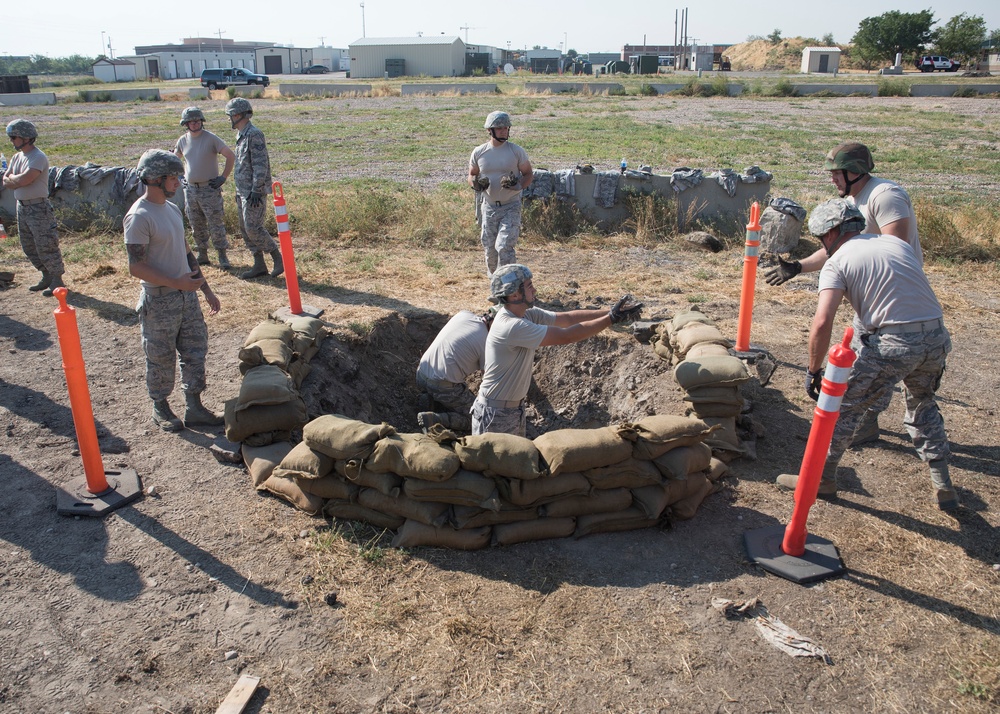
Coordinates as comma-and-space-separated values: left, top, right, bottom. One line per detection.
871, 318, 943, 335
17, 197, 47, 205
143, 286, 181, 297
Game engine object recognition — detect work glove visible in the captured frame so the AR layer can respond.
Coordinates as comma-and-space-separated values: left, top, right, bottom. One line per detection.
247, 191, 264, 208
763, 258, 802, 286
472, 175, 489, 192
805, 369, 823, 401
208, 176, 226, 189
500, 172, 520, 190
609, 294, 644, 324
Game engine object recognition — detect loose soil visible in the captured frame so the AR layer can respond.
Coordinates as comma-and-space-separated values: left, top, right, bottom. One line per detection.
1, 239, 998, 713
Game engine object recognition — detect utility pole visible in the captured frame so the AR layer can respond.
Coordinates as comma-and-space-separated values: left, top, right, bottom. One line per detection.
360, 3, 366, 38
216, 29, 226, 52
460, 24, 477, 43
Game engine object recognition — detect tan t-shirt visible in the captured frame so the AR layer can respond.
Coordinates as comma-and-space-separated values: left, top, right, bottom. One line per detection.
478, 306, 557, 402
850, 176, 922, 266
9, 147, 49, 200
469, 140, 529, 205
174, 130, 228, 183
123, 197, 190, 289
417, 311, 489, 384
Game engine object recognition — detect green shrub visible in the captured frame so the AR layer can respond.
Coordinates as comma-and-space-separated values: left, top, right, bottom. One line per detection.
877, 79, 910, 97
636, 83, 658, 96
952, 87, 979, 98
770, 78, 797, 97
621, 189, 678, 243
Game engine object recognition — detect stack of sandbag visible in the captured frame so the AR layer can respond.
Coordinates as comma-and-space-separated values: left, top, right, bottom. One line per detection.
251, 412, 729, 549
225, 317, 329, 448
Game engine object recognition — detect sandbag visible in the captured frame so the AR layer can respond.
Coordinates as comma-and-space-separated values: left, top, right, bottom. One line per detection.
238, 339, 292, 373
243, 441, 295, 488
541, 488, 632, 518
631, 484, 672, 519
367, 433, 461, 482
651, 442, 713, 480
454, 433, 544, 480
534, 426, 633, 476
303, 414, 396, 460
629, 415, 714, 460
403, 469, 501, 510
273, 441, 335, 480
493, 517, 576, 546
242, 430, 292, 447
324, 500, 405, 530
674, 355, 751, 390
336, 460, 402, 497
498, 472, 591, 507
685, 401, 743, 418
685, 342, 732, 360
245, 320, 294, 347
237, 365, 297, 411
261, 474, 325, 515
298, 475, 359, 501
683, 385, 744, 405
707, 457, 729, 482
575, 507, 660, 538
357, 488, 450, 527
670, 322, 731, 359
391, 520, 491, 550
451, 504, 538, 529
670, 309, 715, 333
584, 457, 662, 489
669, 474, 716, 520
701, 416, 744, 453
288, 316, 329, 343
224, 397, 308, 444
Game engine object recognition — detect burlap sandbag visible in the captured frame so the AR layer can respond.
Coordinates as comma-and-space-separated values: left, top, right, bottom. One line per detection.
454, 433, 544, 480
261, 474, 325, 515
303, 414, 396, 460
336, 460, 402, 497
670, 309, 715, 333
701, 416, 744, 453
273, 440, 335, 480
238, 339, 292, 374
498, 472, 591, 507
629, 415, 715, 460
292, 333, 314, 356
541, 488, 633, 518
534, 426, 633, 476
584, 457, 662, 489
685, 401, 743, 419
403, 469, 501, 510
653, 335, 673, 363
669, 473, 716, 520
286, 359, 312, 388
289, 316, 328, 342
298, 475, 359, 501
575, 507, 659, 538
225, 397, 308, 444
357, 488, 450, 527
707, 457, 729, 483
683, 385, 744, 405
631, 484, 672, 519
451, 504, 538, 529
652, 442, 713, 480
243, 430, 292, 448
243, 441, 295, 488
670, 322, 731, 359
237, 365, 297, 412
674, 355, 751, 390
685, 342, 731, 360
324, 499, 404, 530
367, 433, 461, 482
493, 517, 576, 546
245, 320, 294, 347
391, 520, 491, 550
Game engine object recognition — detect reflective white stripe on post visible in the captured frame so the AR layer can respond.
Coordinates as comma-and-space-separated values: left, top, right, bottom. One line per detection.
816, 392, 844, 413
274, 205, 288, 217
824, 364, 851, 384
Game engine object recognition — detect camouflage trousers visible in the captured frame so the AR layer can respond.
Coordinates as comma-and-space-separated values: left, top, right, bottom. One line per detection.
479, 198, 521, 277
137, 288, 209, 400
17, 200, 64, 276
417, 373, 475, 432
471, 396, 526, 437
829, 325, 951, 464
235, 193, 277, 254
184, 184, 229, 252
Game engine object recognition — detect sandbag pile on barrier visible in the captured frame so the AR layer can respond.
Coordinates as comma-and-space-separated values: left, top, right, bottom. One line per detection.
653, 309, 751, 461
254, 412, 729, 548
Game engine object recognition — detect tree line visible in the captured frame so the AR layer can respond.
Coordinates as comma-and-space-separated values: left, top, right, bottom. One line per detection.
0, 55, 98, 76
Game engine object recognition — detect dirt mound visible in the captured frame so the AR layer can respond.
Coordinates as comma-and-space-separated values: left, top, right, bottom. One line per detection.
726, 37, 827, 72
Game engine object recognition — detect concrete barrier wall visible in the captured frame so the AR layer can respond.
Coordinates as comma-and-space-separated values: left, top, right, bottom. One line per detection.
188, 88, 210, 100
79, 88, 161, 102
524, 82, 625, 94
648, 83, 744, 96
278, 83, 372, 96
793, 84, 878, 96
910, 83, 1000, 97
0, 92, 57, 106
401, 83, 497, 95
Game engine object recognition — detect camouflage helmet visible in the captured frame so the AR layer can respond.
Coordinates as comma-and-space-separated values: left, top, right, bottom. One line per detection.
225, 97, 253, 117
136, 149, 185, 181
180, 107, 205, 125
808, 199, 866, 238
484, 111, 512, 129
823, 142, 874, 175
6, 118, 38, 140
489, 263, 532, 300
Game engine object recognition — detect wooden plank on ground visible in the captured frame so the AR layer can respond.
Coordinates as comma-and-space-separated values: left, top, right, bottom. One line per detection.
215, 674, 261, 714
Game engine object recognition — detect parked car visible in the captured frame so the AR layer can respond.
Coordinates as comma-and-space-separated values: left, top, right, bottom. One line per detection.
915, 55, 961, 72
303, 64, 330, 74
200, 67, 270, 89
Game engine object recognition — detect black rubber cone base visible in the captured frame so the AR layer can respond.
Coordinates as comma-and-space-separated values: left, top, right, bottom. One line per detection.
272, 304, 324, 320
56, 469, 143, 517
744, 524, 846, 584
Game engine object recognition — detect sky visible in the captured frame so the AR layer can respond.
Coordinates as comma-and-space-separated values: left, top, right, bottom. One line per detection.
4, 0, 998, 58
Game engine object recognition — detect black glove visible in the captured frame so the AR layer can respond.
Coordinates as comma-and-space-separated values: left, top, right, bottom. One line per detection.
805, 369, 823, 401
472, 175, 489, 192
609, 294, 644, 324
247, 191, 264, 208
763, 258, 802, 286
500, 172, 519, 189
208, 176, 226, 189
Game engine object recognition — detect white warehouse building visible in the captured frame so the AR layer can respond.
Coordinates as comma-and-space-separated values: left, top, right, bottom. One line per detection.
348, 36, 466, 78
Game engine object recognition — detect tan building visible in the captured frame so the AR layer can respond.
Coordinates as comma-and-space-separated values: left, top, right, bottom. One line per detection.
348, 36, 466, 78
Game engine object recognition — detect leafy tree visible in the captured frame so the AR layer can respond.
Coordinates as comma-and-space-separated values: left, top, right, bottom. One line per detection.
934, 13, 987, 65
851, 9, 935, 64
746, 34, 765, 42
567, 49, 578, 59
822, 33, 835, 46
767, 29, 783, 45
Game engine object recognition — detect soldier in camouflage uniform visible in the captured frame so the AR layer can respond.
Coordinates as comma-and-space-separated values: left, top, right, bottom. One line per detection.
124, 149, 224, 432
775, 199, 958, 511
174, 107, 235, 268
2, 119, 66, 296
224, 98, 283, 280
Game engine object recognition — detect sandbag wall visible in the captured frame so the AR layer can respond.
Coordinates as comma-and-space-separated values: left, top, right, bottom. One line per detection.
653, 309, 752, 461
243, 413, 730, 549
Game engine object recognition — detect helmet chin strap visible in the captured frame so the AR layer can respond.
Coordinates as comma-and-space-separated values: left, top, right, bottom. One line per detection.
841, 169, 865, 194
489, 128, 508, 142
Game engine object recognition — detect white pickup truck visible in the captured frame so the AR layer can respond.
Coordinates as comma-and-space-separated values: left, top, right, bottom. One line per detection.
915, 55, 961, 72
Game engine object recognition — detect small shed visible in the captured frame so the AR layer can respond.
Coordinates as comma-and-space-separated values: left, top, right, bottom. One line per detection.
800, 47, 841, 74
92, 58, 137, 82
348, 36, 466, 78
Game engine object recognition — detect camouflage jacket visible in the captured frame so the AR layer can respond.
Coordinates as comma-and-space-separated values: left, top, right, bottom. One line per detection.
233, 122, 272, 196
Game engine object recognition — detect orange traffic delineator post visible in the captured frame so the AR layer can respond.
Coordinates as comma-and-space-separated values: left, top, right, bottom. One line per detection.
744, 326, 855, 584
271, 182, 324, 321
734, 201, 761, 354
51, 287, 142, 517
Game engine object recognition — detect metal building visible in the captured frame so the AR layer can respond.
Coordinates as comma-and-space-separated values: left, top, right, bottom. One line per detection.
801, 47, 841, 74
348, 36, 466, 78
